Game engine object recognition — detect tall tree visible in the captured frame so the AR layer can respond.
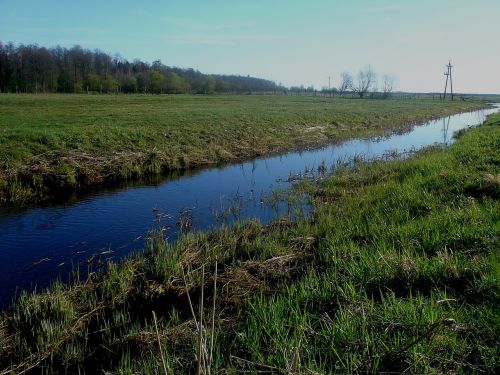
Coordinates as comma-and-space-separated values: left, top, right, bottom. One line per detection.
338, 72, 353, 97
202, 76, 216, 94
148, 70, 166, 94
353, 66, 376, 98
381, 74, 395, 98
166, 71, 188, 93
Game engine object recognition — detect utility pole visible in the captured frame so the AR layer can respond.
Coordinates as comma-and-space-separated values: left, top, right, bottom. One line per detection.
328, 76, 331, 97
443, 60, 454, 100
448, 61, 453, 100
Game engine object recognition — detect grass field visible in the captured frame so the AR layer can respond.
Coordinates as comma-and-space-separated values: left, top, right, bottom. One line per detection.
1, 112, 498, 374
0, 94, 486, 205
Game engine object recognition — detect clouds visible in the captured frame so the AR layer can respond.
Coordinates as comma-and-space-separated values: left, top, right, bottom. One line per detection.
161, 17, 283, 46
362, 4, 405, 13
162, 16, 255, 32
164, 33, 286, 46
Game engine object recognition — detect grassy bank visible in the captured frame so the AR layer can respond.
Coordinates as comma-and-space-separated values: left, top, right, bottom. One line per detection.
1, 111, 499, 373
0, 94, 486, 205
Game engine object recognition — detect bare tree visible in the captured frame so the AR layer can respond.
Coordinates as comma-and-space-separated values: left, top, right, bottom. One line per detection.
381, 74, 395, 98
338, 72, 353, 97
353, 66, 376, 98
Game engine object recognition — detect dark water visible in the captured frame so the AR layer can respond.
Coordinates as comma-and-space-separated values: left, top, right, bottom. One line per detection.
1, 105, 498, 308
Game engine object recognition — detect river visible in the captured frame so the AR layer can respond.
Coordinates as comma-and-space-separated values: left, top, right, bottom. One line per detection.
0, 104, 498, 308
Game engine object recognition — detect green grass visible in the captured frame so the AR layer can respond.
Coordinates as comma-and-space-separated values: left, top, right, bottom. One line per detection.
1, 111, 498, 373
0, 94, 486, 204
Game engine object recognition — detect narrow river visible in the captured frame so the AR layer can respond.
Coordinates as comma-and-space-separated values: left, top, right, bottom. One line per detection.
0, 105, 498, 308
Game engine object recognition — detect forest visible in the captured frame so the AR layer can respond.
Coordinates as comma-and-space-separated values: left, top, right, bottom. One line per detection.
0, 41, 283, 94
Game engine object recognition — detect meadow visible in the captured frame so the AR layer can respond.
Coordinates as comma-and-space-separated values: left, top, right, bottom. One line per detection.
0, 94, 486, 205
1, 111, 498, 374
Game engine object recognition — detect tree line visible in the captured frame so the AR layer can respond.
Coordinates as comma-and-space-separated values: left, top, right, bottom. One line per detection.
0, 41, 283, 94
317, 66, 396, 98
287, 67, 395, 98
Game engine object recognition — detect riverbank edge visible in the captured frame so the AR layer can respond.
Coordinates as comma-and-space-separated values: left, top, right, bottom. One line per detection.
0, 100, 489, 206
1, 111, 498, 373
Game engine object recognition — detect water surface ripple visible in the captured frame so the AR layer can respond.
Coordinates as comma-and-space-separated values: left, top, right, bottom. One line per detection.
1, 105, 498, 308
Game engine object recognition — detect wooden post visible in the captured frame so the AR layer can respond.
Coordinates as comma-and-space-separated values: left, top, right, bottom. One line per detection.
443, 61, 453, 100
443, 70, 449, 99
449, 61, 454, 100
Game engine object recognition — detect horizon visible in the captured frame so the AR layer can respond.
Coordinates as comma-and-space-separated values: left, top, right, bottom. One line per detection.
1, 0, 499, 94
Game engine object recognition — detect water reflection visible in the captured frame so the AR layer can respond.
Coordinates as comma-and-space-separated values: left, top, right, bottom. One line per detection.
0, 105, 498, 308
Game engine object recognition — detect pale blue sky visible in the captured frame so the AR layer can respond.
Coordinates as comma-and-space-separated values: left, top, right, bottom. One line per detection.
1, 0, 499, 93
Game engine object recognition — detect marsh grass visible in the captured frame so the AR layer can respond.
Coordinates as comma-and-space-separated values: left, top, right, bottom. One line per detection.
1, 113, 499, 374
0, 94, 487, 205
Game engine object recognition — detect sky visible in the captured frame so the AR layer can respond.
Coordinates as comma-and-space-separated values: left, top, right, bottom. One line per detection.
1, 0, 499, 94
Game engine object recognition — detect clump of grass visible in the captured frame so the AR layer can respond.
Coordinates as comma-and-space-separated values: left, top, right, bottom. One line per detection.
0, 113, 499, 374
